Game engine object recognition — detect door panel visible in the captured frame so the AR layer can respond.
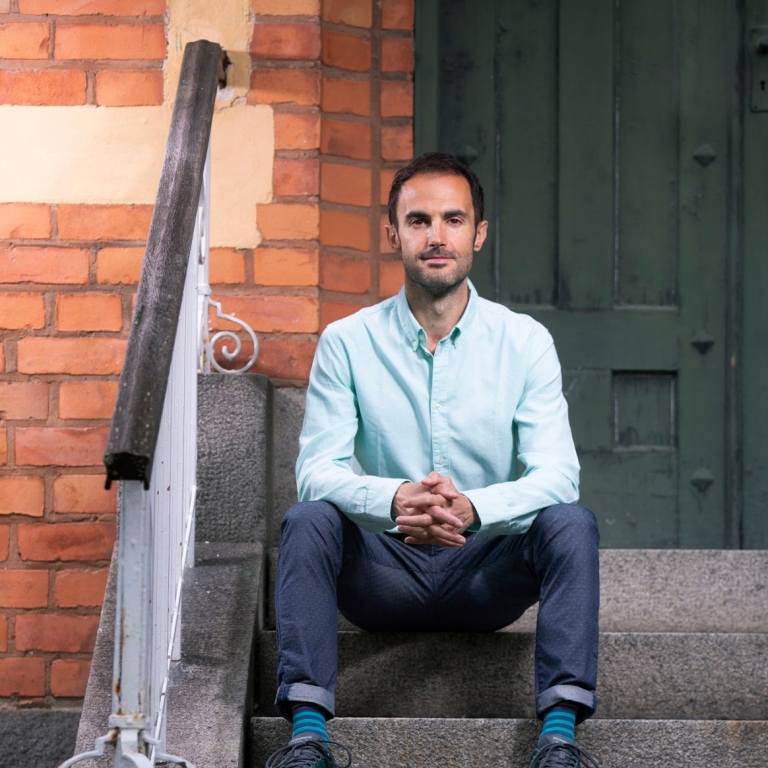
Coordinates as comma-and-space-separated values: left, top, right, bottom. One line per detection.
416, 0, 738, 547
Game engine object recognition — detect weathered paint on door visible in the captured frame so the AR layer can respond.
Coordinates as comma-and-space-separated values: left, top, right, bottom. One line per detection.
415, 0, 757, 548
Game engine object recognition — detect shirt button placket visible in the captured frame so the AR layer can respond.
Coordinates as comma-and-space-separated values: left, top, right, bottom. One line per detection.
432, 341, 449, 473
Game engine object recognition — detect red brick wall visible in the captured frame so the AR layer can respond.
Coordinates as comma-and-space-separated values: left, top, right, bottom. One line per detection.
0, 0, 164, 703
0, 0, 166, 106
247, 0, 413, 380
0, 0, 414, 705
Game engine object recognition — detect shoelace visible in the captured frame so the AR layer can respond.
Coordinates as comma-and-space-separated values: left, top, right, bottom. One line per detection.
265, 738, 352, 768
529, 741, 601, 768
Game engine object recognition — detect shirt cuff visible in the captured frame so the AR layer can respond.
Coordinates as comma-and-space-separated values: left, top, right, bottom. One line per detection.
463, 486, 540, 537
354, 476, 410, 533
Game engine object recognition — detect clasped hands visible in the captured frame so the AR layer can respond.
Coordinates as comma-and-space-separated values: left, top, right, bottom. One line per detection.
391, 471, 478, 547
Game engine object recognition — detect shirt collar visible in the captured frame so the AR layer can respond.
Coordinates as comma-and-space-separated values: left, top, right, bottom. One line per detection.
395, 279, 478, 351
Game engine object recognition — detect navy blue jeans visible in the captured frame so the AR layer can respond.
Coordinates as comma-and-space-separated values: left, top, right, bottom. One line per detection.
275, 501, 599, 723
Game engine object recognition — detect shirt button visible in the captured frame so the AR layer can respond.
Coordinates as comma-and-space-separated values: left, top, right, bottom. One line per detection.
436, 403, 442, 411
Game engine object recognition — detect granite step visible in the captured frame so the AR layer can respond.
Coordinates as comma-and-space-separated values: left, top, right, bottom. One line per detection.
251, 717, 768, 768
255, 629, 768, 720
264, 547, 768, 633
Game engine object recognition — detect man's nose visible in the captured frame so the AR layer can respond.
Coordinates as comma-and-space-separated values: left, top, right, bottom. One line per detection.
428, 221, 446, 246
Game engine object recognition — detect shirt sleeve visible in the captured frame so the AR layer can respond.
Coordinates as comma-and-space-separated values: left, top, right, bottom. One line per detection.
463, 330, 580, 537
295, 326, 408, 533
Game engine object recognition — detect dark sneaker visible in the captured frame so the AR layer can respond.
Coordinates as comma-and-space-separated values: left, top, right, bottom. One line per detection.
265, 735, 352, 768
528, 734, 600, 768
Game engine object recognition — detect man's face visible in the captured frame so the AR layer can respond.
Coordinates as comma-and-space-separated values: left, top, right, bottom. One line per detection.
386, 173, 488, 297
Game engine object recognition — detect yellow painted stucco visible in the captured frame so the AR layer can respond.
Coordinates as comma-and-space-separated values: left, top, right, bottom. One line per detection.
0, 0, 272, 248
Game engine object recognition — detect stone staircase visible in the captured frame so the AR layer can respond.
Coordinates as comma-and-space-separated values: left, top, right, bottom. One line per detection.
75, 374, 768, 768
252, 550, 768, 767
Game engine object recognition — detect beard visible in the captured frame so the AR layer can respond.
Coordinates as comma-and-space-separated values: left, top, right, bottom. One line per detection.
403, 246, 473, 297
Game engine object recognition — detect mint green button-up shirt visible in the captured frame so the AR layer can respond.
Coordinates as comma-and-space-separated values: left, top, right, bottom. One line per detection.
296, 282, 579, 537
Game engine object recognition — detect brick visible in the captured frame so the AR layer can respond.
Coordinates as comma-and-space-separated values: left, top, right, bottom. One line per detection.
209, 248, 246, 284
321, 252, 370, 293
251, 21, 320, 60
321, 162, 371, 206
20, 0, 165, 14
0, 657, 45, 697
321, 119, 370, 160
249, 68, 320, 106
254, 338, 315, 380
382, 36, 414, 72
0, 203, 51, 238
382, 0, 414, 30
253, 0, 319, 14
59, 381, 118, 420
211, 295, 318, 333
322, 0, 371, 27
0, 69, 86, 106
16, 427, 109, 466
0, 0, 9, 12
381, 123, 413, 161
0, 476, 44, 516
0, 293, 45, 330
0, 23, 50, 60
18, 338, 126, 375
321, 29, 370, 72
322, 77, 369, 116
0, 428, 5, 465
274, 110, 320, 150
16, 613, 99, 652
254, 247, 319, 286
0, 344, 4, 373
95, 246, 143, 284
320, 208, 370, 251
381, 79, 413, 117
321, 300, 364, 329
19, 521, 115, 562
54, 568, 108, 608
0, 569, 48, 608
0, 614, 6, 653
0, 247, 89, 284
0, 526, 8, 561
95, 69, 163, 106
257, 202, 319, 240
54, 473, 117, 514
58, 204, 152, 241
0, 382, 48, 419
274, 157, 319, 197
380, 168, 397, 205
55, 23, 166, 60
56, 293, 123, 332
51, 659, 90, 698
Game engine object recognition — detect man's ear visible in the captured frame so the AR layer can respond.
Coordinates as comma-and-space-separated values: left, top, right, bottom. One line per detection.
385, 223, 400, 251
473, 220, 489, 252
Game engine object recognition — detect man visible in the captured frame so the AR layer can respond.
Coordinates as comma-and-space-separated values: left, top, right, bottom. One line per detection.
265, 153, 601, 768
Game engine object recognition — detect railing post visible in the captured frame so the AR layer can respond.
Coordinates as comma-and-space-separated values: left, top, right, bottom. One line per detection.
112, 480, 153, 767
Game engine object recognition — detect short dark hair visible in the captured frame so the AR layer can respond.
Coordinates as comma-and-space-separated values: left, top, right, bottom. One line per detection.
387, 152, 485, 228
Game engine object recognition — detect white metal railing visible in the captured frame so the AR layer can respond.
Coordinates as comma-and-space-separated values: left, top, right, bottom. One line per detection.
60, 103, 259, 768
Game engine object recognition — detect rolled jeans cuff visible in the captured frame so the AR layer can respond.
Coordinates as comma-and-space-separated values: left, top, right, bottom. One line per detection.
275, 682, 335, 722
537, 684, 597, 723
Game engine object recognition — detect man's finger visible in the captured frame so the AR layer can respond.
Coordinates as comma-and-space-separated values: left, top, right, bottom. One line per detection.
402, 525, 466, 547
401, 491, 451, 510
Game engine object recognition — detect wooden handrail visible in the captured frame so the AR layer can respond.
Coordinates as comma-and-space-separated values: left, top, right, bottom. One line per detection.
104, 40, 224, 488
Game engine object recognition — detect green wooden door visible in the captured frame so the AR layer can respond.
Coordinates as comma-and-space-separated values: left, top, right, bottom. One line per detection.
416, 0, 744, 547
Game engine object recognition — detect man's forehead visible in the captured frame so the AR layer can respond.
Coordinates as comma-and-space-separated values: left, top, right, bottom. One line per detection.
397, 172, 473, 212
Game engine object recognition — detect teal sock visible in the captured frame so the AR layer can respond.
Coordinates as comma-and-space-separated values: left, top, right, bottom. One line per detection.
539, 703, 577, 745
291, 704, 328, 743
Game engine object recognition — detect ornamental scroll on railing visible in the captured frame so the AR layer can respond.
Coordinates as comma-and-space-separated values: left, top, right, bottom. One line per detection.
196, 146, 259, 375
